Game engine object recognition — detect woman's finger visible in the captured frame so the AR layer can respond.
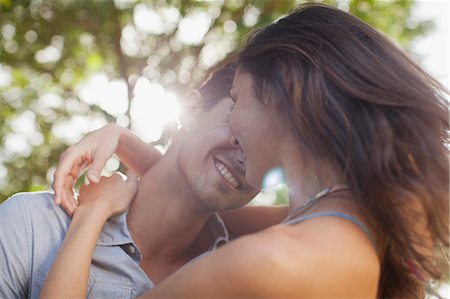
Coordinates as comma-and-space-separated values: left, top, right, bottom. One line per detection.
86, 150, 111, 184
54, 155, 89, 205
60, 186, 77, 216
53, 153, 83, 205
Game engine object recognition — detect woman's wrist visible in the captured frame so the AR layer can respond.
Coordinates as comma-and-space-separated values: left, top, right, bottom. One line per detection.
115, 125, 134, 157
74, 200, 113, 223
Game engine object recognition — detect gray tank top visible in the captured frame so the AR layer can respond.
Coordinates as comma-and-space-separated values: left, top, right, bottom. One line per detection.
283, 211, 377, 249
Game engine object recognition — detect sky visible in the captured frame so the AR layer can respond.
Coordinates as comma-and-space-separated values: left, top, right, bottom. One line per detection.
411, 0, 449, 88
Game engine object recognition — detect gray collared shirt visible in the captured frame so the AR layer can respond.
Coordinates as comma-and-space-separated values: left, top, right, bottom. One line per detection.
0, 191, 229, 298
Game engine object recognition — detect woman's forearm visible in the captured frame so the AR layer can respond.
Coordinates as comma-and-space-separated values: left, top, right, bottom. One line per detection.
115, 125, 162, 177
40, 205, 109, 299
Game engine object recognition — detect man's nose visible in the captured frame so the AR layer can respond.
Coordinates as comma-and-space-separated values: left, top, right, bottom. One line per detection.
230, 136, 245, 166
231, 135, 239, 147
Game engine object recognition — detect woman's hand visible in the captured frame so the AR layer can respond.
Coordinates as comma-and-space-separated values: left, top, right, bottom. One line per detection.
77, 172, 139, 220
53, 123, 161, 216
53, 124, 126, 214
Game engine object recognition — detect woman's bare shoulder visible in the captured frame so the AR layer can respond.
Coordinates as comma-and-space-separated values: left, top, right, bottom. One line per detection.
228, 217, 380, 298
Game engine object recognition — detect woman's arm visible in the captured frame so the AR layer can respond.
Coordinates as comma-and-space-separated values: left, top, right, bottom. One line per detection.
115, 126, 162, 177
53, 123, 161, 215
39, 203, 110, 298
140, 218, 380, 298
40, 172, 138, 298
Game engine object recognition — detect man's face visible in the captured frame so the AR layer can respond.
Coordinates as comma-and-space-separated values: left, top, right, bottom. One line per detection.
177, 94, 259, 211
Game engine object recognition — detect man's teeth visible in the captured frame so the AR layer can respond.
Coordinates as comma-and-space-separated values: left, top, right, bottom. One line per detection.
215, 162, 240, 188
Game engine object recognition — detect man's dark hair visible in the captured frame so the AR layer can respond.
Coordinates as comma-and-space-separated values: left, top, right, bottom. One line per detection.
198, 62, 237, 110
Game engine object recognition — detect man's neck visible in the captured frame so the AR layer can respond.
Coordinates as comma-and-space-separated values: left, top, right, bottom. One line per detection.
126, 147, 214, 266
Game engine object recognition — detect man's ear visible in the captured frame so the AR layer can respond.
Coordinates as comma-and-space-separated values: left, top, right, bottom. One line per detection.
178, 89, 202, 130
182, 89, 202, 109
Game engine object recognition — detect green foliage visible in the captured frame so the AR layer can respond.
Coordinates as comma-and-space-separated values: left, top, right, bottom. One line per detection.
0, 0, 431, 202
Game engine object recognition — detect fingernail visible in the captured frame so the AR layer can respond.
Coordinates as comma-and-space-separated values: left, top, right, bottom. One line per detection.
88, 173, 99, 183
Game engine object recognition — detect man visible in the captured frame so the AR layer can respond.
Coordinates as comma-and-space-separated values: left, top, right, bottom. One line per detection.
0, 63, 285, 298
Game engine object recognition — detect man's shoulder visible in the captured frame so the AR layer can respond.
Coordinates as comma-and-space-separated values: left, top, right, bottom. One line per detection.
4, 190, 54, 204
0, 191, 72, 299
0, 191, 69, 227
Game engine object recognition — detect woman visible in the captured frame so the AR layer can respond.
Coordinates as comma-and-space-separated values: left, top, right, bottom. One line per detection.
42, 4, 449, 298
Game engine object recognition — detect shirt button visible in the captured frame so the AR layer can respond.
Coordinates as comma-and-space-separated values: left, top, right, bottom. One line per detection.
128, 245, 136, 254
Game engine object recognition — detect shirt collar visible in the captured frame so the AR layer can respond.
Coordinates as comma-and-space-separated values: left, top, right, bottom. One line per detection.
207, 212, 229, 249
97, 211, 134, 246
95, 211, 230, 248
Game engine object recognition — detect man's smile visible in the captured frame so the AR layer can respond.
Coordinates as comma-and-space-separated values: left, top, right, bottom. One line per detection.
214, 159, 241, 189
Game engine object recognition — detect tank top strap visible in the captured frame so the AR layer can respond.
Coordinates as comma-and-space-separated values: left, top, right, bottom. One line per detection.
283, 211, 377, 249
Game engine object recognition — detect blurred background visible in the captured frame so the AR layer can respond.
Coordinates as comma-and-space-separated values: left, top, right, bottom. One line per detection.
0, 0, 449, 296
0, 0, 448, 204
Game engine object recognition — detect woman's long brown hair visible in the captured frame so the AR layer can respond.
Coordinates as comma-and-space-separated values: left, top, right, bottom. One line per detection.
238, 4, 449, 298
